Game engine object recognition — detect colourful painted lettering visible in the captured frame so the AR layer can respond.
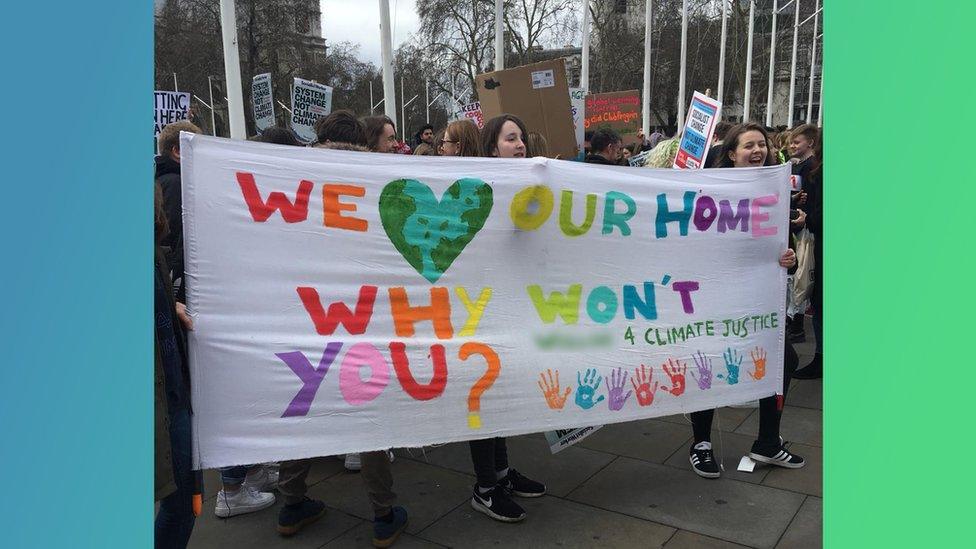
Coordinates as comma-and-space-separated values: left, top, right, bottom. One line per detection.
323, 184, 368, 232
750, 194, 779, 237
655, 191, 696, 238
389, 342, 447, 400
586, 285, 618, 324
388, 287, 454, 339
527, 284, 583, 324
455, 287, 493, 337
338, 343, 389, 405
623, 283, 657, 320
509, 185, 554, 230
602, 191, 637, 236
237, 171, 312, 223
297, 285, 377, 335
276, 342, 342, 417
558, 190, 597, 237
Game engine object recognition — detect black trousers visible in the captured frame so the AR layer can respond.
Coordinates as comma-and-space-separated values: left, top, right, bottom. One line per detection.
468, 437, 510, 488
690, 342, 799, 446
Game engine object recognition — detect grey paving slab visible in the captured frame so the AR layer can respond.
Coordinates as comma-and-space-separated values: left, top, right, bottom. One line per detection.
761, 444, 821, 498
662, 431, 771, 485
577, 418, 693, 464
734, 407, 822, 448
420, 493, 675, 549
566, 457, 805, 549
311, 456, 472, 535
658, 406, 756, 432
775, 497, 822, 549
408, 433, 616, 498
665, 530, 751, 549
188, 499, 361, 549
322, 522, 448, 548
786, 380, 822, 411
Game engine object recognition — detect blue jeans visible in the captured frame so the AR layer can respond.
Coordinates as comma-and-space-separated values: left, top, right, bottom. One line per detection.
219, 465, 249, 485
155, 406, 195, 549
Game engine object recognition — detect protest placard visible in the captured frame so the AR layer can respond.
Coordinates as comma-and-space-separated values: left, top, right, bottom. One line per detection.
544, 425, 602, 454
477, 60, 578, 159
181, 134, 789, 468
569, 88, 586, 153
453, 101, 484, 129
290, 77, 333, 143
251, 73, 276, 133
584, 90, 641, 145
673, 92, 722, 170
154, 90, 190, 138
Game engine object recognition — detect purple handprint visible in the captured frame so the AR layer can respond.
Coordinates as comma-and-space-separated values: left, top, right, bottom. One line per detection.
690, 351, 713, 390
607, 367, 632, 411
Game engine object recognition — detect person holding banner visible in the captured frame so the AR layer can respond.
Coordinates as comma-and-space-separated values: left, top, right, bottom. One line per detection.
363, 115, 398, 154
273, 111, 409, 545
689, 123, 805, 478
154, 182, 198, 549
438, 120, 481, 158
454, 114, 547, 524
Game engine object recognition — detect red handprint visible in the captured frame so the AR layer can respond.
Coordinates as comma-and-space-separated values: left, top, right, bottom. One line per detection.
662, 358, 687, 396
748, 347, 767, 381
631, 364, 659, 406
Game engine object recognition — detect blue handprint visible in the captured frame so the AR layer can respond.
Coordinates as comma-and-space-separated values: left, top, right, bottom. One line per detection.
723, 347, 742, 385
575, 368, 605, 410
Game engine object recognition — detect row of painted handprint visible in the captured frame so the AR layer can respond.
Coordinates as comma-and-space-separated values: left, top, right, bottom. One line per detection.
537, 347, 769, 411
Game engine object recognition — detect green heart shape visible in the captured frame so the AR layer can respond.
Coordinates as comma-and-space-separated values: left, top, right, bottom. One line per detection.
379, 178, 493, 283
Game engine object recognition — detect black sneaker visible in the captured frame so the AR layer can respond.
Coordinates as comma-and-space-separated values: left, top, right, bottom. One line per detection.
498, 468, 547, 498
471, 485, 526, 523
689, 442, 721, 478
749, 442, 805, 469
277, 497, 326, 536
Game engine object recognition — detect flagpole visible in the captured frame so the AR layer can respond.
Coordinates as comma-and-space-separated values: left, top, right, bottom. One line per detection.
379, 0, 397, 126
787, 0, 801, 127
208, 76, 217, 136
765, 0, 779, 126
494, 0, 504, 70
678, 0, 688, 128
580, 0, 590, 91
806, 0, 820, 124
717, 0, 728, 105
641, 0, 653, 136
743, 0, 755, 122
218, 0, 246, 139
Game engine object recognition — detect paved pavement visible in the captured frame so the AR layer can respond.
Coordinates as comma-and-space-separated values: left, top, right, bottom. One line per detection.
187, 319, 821, 549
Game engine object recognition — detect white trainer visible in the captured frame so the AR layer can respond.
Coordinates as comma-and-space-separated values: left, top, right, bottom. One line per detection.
344, 453, 362, 471
214, 486, 276, 518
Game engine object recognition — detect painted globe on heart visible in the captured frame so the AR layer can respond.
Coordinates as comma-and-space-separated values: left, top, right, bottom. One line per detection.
379, 178, 494, 283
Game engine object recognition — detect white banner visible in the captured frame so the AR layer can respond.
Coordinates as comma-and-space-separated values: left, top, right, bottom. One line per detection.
181, 134, 789, 469
290, 78, 333, 143
251, 73, 276, 133
154, 90, 190, 137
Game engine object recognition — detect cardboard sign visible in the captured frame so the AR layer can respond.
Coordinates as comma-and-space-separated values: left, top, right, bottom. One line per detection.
569, 88, 586, 153
673, 92, 722, 170
544, 425, 602, 454
290, 78, 333, 143
181, 134, 789, 468
251, 73, 276, 133
477, 60, 578, 159
584, 90, 642, 145
454, 101, 484, 129
154, 90, 190, 137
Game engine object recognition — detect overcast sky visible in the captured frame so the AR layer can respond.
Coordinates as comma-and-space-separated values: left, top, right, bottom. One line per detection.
321, 0, 420, 67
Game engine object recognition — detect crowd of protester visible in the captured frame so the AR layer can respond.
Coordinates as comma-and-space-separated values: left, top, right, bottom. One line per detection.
154, 110, 822, 548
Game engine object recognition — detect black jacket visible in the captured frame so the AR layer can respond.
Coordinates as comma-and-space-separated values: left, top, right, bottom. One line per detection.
584, 153, 616, 165
155, 155, 186, 301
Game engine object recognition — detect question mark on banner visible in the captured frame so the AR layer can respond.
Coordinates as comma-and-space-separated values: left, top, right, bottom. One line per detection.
458, 342, 501, 429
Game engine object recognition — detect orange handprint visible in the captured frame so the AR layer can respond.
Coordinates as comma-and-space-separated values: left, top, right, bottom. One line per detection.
631, 364, 659, 406
749, 347, 767, 381
537, 368, 572, 410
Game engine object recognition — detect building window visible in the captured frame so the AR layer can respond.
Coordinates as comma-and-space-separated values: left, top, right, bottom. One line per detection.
614, 0, 628, 14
